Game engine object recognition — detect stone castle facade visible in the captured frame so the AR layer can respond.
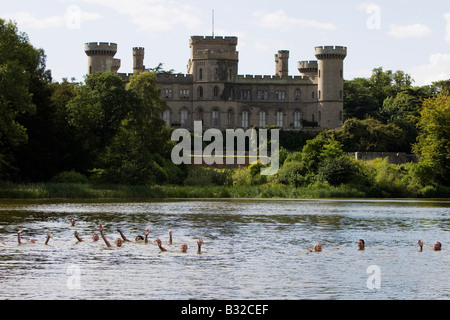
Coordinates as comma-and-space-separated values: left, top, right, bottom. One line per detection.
84, 36, 347, 131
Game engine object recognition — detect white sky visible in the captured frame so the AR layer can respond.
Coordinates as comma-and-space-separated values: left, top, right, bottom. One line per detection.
2, 0, 450, 86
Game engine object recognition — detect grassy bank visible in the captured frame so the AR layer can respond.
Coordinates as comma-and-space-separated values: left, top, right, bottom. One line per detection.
0, 182, 369, 200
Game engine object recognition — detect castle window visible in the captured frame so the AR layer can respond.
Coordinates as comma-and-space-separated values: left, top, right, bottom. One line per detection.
319, 90, 321, 100
312, 91, 315, 99
198, 86, 204, 99
295, 89, 301, 101
212, 110, 220, 127
163, 110, 171, 126
240, 89, 251, 100
257, 90, 268, 100
259, 111, 266, 127
340, 69, 343, 78
242, 110, 249, 128
199, 68, 203, 80
276, 91, 286, 101
277, 111, 284, 127
163, 88, 172, 99
213, 86, 220, 99
181, 109, 189, 127
180, 89, 190, 99
340, 90, 343, 99
294, 111, 301, 128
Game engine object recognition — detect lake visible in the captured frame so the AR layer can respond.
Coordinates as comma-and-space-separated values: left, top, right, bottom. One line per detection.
0, 198, 448, 300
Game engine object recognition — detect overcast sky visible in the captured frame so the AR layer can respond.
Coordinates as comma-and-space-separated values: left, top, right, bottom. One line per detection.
2, 0, 450, 86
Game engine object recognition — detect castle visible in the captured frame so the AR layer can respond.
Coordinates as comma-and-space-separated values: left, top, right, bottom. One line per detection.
84, 36, 347, 131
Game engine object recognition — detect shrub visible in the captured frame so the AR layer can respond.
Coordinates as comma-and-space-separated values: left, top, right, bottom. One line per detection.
51, 171, 89, 184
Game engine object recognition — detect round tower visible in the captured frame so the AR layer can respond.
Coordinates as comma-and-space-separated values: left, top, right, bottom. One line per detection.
133, 47, 145, 75
297, 60, 318, 78
315, 46, 347, 129
84, 42, 118, 75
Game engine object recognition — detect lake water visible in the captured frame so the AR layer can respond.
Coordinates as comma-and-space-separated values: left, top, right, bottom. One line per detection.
0, 198, 448, 300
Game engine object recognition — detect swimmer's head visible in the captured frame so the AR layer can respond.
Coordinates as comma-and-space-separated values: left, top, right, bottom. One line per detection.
434, 241, 442, 251
181, 243, 188, 253
135, 235, 144, 242
115, 238, 123, 247
92, 234, 99, 242
358, 239, 365, 250
314, 243, 322, 252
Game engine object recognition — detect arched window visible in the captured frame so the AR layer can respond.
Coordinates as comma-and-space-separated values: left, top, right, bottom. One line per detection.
181, 109, 189, 127
259, 110, 266, 127
198, 86, 203, 99
295, 89, 301, 101
294, 111, 301, 128
212, 109, 220, 127
242, 110, 249, 128
276, 111, 284, 127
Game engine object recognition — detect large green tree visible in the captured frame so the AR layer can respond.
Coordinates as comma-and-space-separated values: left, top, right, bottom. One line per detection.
413, 91, 450, 185
0, 19, 51, 180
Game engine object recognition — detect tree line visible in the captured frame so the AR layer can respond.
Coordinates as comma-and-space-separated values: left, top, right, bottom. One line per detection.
1, 19, 449, 197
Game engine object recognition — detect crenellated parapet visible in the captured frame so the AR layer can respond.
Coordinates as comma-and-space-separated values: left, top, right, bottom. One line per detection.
315, 46, 347, 60
298, 60, 318, 77
84, 42, 118, 57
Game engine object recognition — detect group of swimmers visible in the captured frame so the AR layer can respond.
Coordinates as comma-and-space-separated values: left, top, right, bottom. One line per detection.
1, 219, 443, 254
1, 218, 204, 254
306, 238, 442, 252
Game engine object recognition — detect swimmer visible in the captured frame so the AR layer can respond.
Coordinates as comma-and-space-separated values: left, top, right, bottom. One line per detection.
181, 243, 188, 253
17, 229, 35, 245
99, 224, 122, 248
307, 242, 322, 252
117, 227, 144, 242
418, 240, 442, 252
116, 228, 132, 242
358, 239, 365, 250
144, 229, 150, 244
155, 238, 167, 252
44, 231, 51, 245
197, 238, 203, 254
74, 231, 99, 242
70, 219, 76, 227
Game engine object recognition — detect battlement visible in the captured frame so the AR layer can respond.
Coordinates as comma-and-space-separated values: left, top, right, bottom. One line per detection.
133, 47, 145, 54
298, 60, 318, 70
236, 74, 311, 83
84, 42, 118, 56
157, 73, 194, 83
190, 36, 238, 45
315, 46, 347, 59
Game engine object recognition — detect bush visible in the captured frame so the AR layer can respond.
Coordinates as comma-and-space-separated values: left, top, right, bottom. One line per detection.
317, 156, 356, 186
51, 171, 89, 184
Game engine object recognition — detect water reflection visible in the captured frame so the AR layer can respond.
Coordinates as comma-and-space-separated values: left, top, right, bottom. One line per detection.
0, 199, 449, 300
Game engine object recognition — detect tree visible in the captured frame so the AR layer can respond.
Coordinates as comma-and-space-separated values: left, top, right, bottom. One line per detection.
413, 91, 450, 186
66, 72, 136, 171
0, 19, 51, 180
100, 71, 174, 185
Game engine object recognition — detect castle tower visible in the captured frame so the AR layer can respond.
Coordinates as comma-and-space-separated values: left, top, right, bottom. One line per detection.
315, 46, 347, 129
133, 47, 145, 75
84, 42, 118, 75
275, 50, 289, 78
187, 36, 239, 83
297, 60, 318, 78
